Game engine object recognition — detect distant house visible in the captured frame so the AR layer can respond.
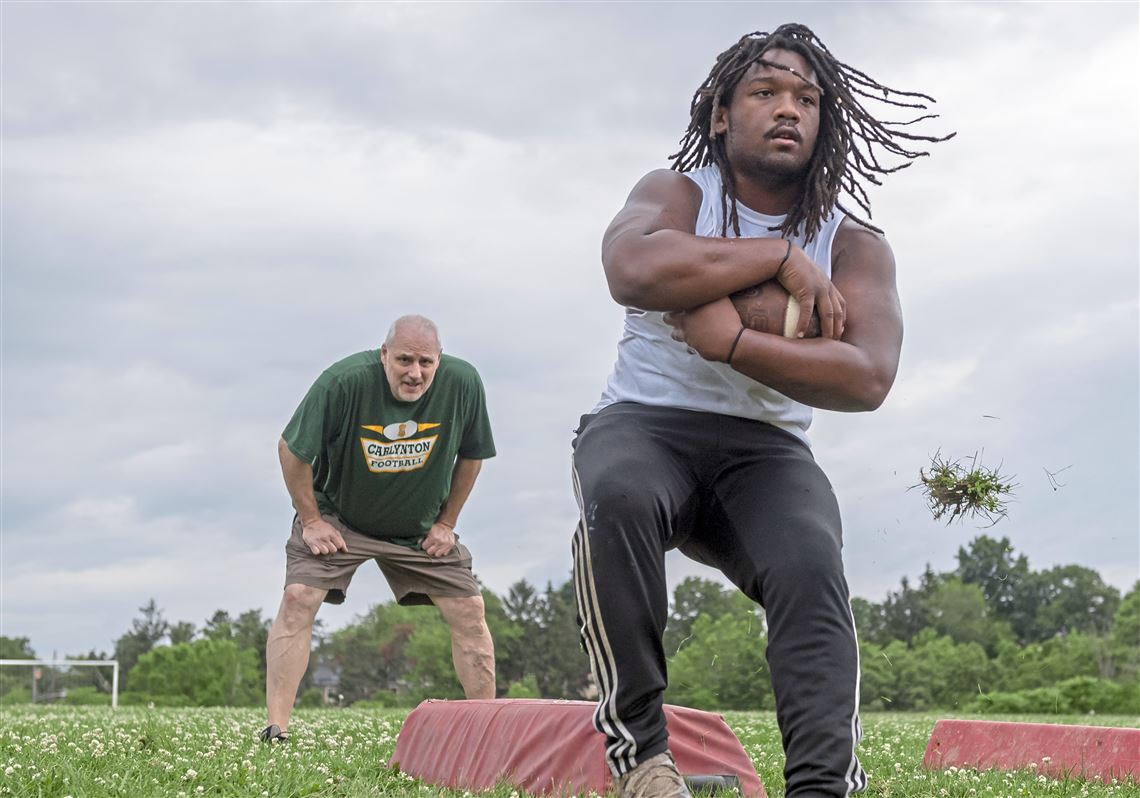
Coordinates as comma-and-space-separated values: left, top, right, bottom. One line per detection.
309, 663, 342, 705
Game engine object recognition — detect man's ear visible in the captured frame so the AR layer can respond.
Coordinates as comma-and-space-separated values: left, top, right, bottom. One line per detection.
712, 104, 729, 137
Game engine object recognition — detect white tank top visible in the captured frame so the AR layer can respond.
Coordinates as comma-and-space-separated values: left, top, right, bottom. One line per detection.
593, 165, 845, 445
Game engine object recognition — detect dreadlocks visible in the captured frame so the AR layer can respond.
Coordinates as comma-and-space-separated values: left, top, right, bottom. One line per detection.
670, 23, 955, 241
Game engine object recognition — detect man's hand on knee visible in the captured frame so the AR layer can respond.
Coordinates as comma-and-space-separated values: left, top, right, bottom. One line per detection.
301, 518, 348, 555
421, 521, 457, 558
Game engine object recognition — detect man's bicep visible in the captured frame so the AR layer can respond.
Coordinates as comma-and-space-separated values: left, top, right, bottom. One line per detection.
281, 436, 319, 469
281, 375, 339, 465
602, 171, 701, 260
458, 381, 496, 460
831, 226, 904, 374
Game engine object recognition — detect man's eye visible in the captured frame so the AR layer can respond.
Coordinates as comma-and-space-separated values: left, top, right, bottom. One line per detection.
754, 89, 773, 97
800, 96, 817, 106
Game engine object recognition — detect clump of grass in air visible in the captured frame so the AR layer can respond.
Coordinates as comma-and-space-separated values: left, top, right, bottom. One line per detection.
916, 451, 1017, 526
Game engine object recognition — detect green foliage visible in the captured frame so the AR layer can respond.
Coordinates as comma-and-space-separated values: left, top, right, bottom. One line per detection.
1054, 675, 1133, 713
499, 578, 587, 699
971, 676, 1139, 715
663, 577, 759, 657
666, 610, 772, 710
127, 639, 261, 706
860, 632, 991, 711
1113, 582, 1140, 644
1032, 565, 1121, 639
970, 686, 1070, 714
297, 687, 325, 708
0, 636, 36, 659
118, 692, 194, 707
872, 567, 941, 646
529, 580, 589, 698
201, 610, 236, 640
0, 636, 36, 701
925, 578, 1014, 654
990, 633, 1102, 692
321, 601, 438, 704
60, 686, 112, 706
402, 612, 464, 701
504, 675, 540, 698
169, 621, 197, 645
1111, 582, 1140, 680
917, 451, 1016, 525
0, 687, 32, 705
481, 586, 523, 696
954, 535, 1038, 641
319, 590, 527, 705
850, 597, 882, 643
113, 599, 170, 690
352, 690, 416, 708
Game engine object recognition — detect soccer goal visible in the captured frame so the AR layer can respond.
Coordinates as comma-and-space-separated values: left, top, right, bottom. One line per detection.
0, 659, 120, 708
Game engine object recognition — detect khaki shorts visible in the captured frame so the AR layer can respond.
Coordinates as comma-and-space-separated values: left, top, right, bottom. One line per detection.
284, 514, 480, 606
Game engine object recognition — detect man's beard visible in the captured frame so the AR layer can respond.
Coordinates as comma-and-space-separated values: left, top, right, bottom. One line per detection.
736, 150, 810, 189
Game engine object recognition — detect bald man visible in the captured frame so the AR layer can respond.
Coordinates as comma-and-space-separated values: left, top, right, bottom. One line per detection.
262, 315, 497, 742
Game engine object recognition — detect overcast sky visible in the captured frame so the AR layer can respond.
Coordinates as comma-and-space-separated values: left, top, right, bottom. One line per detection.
3, 2, 1137, 658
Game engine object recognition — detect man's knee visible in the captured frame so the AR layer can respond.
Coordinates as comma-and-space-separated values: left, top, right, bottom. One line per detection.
276, 583, 325, 631
772, 522, 844, 582
436, 595, 490, 640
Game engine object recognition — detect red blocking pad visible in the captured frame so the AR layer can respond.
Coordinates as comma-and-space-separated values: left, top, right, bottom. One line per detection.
389, 698, 766, 796
923, 719, 1140, 784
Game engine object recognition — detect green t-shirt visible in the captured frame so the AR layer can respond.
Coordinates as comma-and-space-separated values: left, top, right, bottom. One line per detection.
282, 350, 496, 545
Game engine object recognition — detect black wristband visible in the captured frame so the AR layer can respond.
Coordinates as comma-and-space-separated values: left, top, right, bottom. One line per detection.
726, 326, 746, 365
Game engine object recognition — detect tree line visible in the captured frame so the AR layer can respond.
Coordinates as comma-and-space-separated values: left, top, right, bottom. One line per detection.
2, 535, 1137, 714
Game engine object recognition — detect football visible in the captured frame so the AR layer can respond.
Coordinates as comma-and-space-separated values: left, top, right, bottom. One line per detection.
730, 279, 821, 339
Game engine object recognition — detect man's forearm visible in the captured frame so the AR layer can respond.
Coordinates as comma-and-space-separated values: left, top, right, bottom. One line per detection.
604, 229, 793, 311
436, 458, 483, 528
278, 438, 321, 524
730, 335, 895, 412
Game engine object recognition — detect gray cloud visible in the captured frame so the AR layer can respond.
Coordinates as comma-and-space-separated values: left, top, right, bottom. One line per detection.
3, 2, 1137, 656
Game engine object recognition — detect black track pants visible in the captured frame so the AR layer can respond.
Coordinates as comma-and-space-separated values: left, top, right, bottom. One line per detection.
571, 403, 867, 797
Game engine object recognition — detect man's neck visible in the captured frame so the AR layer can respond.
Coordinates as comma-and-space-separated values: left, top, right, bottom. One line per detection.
731, 170, 802, 217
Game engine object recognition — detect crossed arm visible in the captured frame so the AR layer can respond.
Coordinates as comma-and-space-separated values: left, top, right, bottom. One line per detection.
604, 169, 903, 412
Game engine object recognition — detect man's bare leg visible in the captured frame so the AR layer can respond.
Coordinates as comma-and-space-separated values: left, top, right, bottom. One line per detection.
266, 583, 327, 730
434, 594, 496, 699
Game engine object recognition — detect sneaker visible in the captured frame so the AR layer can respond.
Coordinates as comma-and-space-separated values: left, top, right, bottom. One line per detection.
615, 752, 692, 798
258, 724, 288, 743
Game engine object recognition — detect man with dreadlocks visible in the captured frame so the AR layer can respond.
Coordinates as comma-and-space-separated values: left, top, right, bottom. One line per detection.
571, 24, 951, 798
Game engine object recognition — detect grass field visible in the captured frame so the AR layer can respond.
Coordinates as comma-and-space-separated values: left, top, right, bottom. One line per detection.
0, 706, 1136, 797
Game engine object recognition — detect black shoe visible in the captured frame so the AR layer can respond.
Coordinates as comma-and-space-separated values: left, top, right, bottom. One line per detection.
258, 724, 288, 743
684, 774, 741, 795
